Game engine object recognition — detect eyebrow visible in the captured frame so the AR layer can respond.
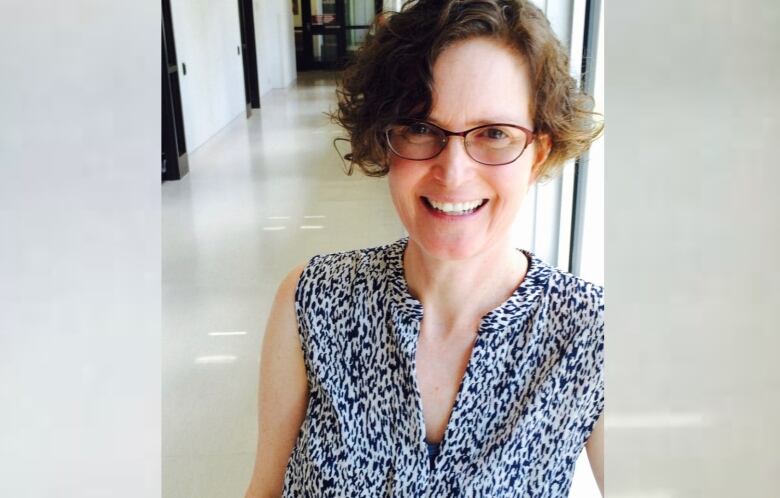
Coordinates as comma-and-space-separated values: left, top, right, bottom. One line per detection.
426, 116, 530, 129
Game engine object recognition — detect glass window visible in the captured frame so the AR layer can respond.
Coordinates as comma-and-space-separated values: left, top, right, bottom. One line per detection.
575, 2, 604, 286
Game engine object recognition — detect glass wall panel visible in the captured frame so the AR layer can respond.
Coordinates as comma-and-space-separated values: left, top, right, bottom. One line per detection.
312, 34, 339, 63
346, 28, 368, 56
346, 0, 374, 26
311, 0, 338, 26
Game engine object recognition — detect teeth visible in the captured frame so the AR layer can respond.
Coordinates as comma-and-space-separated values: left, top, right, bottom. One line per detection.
427, 198, 484, 215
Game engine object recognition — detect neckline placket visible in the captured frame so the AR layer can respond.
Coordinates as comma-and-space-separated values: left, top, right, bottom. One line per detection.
384, 238, 552, 494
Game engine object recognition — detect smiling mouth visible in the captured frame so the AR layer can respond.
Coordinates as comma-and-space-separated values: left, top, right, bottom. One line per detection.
422, 197, 488, 216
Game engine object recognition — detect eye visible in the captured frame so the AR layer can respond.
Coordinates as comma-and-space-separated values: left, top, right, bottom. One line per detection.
481, 127, 508, 140
407, 123, 434, 136
396, 122, 440, 145
472, 126, 513, 145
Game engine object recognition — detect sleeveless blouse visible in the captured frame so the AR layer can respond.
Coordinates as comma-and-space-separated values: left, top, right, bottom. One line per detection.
283, 238, 604, 497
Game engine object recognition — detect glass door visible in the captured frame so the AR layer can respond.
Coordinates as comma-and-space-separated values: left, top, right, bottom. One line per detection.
301, 0, 342, 70
296, 0, 381, 71
344, 0, 376, 58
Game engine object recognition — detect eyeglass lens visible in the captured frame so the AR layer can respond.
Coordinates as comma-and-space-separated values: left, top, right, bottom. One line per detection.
386, 122, 529, 165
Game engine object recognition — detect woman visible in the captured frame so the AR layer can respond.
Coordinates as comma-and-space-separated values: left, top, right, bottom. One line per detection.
246, 0, 604, 496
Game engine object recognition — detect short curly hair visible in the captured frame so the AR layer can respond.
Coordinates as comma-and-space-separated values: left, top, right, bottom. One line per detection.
333, 0, 602, 181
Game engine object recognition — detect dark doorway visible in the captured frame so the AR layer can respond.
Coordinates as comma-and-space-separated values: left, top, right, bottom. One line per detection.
237, 0, 261, 116
162, 0, 188, 181
295, 0, 381, 71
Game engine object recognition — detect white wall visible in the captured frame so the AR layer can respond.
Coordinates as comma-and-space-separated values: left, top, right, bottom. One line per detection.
254, 0, 296, 97
169, 0, 246, 153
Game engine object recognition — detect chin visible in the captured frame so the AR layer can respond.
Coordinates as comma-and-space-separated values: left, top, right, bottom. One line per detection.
409, 231, 489, 262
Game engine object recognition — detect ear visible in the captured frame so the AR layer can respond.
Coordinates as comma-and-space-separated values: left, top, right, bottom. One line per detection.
530, 133, 552, 184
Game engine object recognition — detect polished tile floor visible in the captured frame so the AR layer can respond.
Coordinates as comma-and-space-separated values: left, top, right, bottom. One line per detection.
162, 72, 599, 497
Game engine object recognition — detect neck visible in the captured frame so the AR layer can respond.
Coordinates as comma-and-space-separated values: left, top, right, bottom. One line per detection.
403, 237, 527, 336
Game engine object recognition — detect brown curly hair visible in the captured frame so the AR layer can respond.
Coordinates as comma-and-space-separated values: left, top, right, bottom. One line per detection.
332, 0, 603, 181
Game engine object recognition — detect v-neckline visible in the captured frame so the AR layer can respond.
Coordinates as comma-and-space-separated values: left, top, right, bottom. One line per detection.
386, 237, 546, 470
413, 325, 484, 455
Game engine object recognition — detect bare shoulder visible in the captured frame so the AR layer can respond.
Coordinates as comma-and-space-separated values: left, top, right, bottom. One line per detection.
263, 264, 307, 343
276, 264, 307, 305
244, 263, 309, 498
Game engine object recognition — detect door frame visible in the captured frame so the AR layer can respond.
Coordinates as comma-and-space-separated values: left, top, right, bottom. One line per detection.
237, 0, 261, 113
162, 0, 189, 181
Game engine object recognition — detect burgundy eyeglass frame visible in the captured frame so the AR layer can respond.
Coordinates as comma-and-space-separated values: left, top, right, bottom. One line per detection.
384, 119, 536, 166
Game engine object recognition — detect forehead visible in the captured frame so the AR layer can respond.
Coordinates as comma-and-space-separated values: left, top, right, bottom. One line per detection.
429, 38, 532, 128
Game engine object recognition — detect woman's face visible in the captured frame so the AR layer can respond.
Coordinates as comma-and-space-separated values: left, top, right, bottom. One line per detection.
388, 37, 550, 261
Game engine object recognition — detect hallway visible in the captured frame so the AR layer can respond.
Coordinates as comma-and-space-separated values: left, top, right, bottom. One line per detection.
162, 72, 404, 497
161, 72, 598, 497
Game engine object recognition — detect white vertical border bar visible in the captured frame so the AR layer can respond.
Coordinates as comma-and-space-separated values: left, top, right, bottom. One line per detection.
0, 1, 160, 496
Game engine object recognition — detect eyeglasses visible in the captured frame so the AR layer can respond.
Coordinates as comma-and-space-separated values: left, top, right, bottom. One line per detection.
384, 120, 535, 166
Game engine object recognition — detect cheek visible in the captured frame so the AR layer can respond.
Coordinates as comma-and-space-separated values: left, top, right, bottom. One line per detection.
387, 160, 422, 198
491, 166, 533, 210
386, 167, 403, 204
387, 164, 416, 219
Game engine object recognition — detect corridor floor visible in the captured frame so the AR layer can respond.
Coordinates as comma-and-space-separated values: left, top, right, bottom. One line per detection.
162, 72, 599, 498
162, 72, 404, 498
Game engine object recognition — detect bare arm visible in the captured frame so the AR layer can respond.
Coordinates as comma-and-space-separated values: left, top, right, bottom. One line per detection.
585, 412, 605, 497
245, 265, 308, 498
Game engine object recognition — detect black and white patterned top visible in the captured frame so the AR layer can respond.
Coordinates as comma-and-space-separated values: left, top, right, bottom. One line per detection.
283, 238, 604, 497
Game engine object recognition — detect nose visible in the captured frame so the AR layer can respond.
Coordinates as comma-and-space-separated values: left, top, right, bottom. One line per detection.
432, 136, 476, 187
